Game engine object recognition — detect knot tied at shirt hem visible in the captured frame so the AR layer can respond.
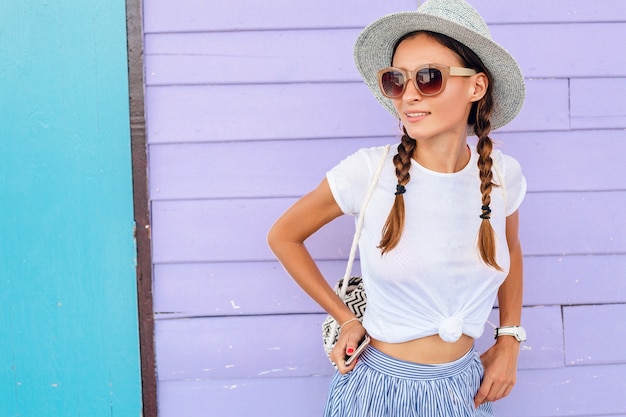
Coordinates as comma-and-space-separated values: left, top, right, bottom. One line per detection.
438, 316, 464, 343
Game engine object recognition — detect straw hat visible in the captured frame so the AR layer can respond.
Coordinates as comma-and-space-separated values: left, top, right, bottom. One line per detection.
354, 0, 525, 131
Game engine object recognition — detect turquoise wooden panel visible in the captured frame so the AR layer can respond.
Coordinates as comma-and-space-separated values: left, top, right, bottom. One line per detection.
0, 1, 142, 416
564, 304, 626, 365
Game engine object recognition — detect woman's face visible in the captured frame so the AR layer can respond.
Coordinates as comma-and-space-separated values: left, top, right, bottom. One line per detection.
390, 33, 484, 142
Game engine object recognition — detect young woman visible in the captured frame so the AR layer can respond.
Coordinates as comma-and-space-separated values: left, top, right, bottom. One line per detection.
268, 0, 527, 415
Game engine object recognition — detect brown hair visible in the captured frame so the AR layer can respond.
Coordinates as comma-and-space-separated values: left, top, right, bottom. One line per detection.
378, 31, 502, 270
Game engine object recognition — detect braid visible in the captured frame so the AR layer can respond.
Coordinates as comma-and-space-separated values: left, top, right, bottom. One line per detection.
378, 130, 415, 254
473, 89, 503, 270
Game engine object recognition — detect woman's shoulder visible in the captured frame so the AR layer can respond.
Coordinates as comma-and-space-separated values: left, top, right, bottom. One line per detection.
335, 143, 395, 173
491, 149, 523, 179
490, 148, 527, 214
349, 143, 394, 161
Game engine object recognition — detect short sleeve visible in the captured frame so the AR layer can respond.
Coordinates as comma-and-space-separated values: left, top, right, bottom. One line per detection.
325, 146, 386, 216
493, 151, 527, 216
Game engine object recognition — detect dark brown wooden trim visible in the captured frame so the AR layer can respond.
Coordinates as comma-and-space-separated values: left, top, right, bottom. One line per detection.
126, 0, 158, 415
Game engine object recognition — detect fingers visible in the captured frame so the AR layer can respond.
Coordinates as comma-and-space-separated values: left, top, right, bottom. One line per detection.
474, 376, 515, 407
474, 381, 490, 408
330, 325, 365, 375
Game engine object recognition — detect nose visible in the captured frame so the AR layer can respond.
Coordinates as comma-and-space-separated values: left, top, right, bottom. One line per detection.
401, 78, 423, 102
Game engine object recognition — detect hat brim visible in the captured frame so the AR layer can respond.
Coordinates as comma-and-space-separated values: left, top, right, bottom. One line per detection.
354, 12, 525, 132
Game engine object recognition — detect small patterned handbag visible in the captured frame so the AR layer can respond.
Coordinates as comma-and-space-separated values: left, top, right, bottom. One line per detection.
321, 144, 390, 361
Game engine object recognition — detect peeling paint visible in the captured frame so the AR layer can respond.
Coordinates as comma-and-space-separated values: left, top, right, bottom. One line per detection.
258, 368, 284, 376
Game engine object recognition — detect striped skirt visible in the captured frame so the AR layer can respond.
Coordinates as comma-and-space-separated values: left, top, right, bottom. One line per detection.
324, 345, 494, 417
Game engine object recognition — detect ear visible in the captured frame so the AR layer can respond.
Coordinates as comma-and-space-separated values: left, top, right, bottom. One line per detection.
469, 72, 488, 102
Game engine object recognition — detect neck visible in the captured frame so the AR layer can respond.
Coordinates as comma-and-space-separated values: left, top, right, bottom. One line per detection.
413, 136, 471, 173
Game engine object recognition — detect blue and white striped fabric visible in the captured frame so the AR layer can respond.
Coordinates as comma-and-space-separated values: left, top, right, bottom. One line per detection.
324, 346, 494, 417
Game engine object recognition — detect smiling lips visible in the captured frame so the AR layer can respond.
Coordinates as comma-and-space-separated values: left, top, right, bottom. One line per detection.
405, 111, 431, 121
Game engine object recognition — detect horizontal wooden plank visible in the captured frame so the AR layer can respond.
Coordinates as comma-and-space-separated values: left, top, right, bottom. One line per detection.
145, 82, 396, 143
496, 364, 626, 417
492, 23, 626, 78
473, 0, 626, 24
563, 304, 626, 366
475, 306, 564, 371
157, 364, 626, 417
144, 0, 626, 34
145, 79, 567, 144
152, 260, 350, 318
144, 29, 358, 86
150, 197, 353, 263
570, 78, 626, 129
495, 129, 626, 193
144, 24, 626, 87
155, 307, 561, 382
155, 314, 331, 381
148, 137, 385, 200
151, 191, 626, 263
148, 129, 625, 201
152, 254, 626, 319
158, 376, 331, 417
518, 191, 626, 257
523, 254, 626, 306
143, 0, 417, 33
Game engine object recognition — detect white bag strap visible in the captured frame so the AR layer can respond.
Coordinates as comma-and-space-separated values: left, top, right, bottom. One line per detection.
337, 144, 390, 301
491, 152, 507, 208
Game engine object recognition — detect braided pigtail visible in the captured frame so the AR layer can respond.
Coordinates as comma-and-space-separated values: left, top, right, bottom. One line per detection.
473, 89, 503, 271
378, 130, 416, 255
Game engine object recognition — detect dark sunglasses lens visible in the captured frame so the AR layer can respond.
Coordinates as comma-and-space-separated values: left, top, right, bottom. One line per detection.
416, 68, 443, 95
381, 70, 405, 97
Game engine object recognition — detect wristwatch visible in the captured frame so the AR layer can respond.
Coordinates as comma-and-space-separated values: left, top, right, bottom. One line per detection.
494, 325, 527, 342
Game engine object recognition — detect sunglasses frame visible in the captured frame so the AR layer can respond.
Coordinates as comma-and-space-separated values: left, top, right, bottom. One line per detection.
377, 64, 477, 98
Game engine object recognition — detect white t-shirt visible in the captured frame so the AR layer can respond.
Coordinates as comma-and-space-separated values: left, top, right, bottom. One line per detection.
326, 144, 526, 343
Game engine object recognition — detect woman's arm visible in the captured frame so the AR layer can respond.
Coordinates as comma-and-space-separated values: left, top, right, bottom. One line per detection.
474, 210, 523, 407
267, 178, 366, 372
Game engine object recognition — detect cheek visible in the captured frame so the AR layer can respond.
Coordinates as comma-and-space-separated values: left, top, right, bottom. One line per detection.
391, 98, 403, 115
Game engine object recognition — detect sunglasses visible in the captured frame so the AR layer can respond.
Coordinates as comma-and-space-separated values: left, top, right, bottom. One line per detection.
377, 64, 477, 98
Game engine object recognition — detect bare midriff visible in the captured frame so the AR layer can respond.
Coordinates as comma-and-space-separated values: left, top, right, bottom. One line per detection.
369, 334, 475, 364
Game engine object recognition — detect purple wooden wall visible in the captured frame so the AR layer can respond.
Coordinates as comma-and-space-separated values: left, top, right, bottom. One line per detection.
143, 1, 626, 415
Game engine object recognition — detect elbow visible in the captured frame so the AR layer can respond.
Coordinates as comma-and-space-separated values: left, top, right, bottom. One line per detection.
266, 222, 282, 255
